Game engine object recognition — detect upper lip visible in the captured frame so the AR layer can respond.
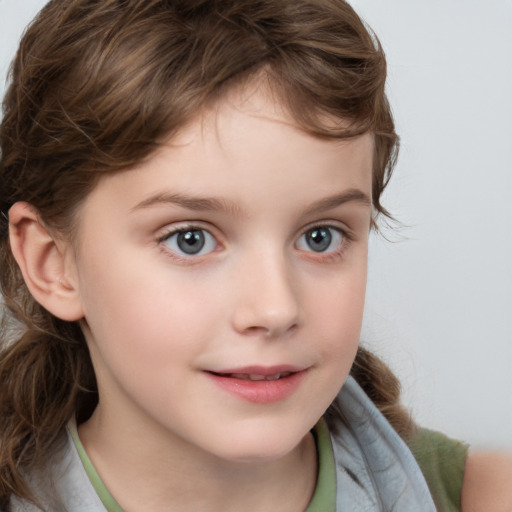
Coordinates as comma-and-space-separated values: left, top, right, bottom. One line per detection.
206, 365, 307, 376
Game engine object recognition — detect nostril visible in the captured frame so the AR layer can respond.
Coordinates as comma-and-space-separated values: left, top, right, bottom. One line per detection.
242, 322, 299, 338
243, 325, 271, 336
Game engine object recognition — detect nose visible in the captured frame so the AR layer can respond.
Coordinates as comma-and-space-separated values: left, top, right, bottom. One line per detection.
230, 250, 302, 338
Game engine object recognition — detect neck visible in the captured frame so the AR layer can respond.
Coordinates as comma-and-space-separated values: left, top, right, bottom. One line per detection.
78, 406, 318, 512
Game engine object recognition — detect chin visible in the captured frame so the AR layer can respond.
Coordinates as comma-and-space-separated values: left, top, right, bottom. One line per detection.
208, 424, 312, 465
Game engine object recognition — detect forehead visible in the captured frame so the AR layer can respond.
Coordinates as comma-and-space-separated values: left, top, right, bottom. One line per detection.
160, 82, 373, 176
76, 83, 374, 228
148, 97, 372, 197
174, 79, 373, 147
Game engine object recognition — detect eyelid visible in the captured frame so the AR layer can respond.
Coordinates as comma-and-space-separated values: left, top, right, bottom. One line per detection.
156, 220, 219, 240
298, 220, 354, 242
295, 221, 354, 261
156, 222, 222, 262
155, 219, 354, 265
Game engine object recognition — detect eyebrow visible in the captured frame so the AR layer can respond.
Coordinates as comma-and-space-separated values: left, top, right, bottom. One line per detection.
131, 193, 243, 216
131, 188, 371, 216
303, 188, 372, 215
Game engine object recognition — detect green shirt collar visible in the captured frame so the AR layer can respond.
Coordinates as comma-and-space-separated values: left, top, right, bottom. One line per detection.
70, 418, 336, 512
69, 423, 124, 512
306, 417, 337, 512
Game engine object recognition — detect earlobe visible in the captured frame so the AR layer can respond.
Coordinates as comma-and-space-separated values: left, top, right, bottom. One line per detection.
8, 202, 84, 322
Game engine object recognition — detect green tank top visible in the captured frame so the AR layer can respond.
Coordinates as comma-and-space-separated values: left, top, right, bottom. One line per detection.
408, 428, 469, 512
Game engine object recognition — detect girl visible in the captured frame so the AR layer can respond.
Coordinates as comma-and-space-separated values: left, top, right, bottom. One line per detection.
0, 0, 510, 510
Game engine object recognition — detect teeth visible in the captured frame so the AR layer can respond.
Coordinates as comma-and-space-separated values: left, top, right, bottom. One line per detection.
228, 373, 289, 381
249, 374, 267, 381
231, 373, 251, 380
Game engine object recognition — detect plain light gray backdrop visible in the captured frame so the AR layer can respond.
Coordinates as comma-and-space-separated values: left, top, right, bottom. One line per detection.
1, 0, 511, 450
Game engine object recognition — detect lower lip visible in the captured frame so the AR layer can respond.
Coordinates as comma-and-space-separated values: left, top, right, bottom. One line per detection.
205, 371, 306, 404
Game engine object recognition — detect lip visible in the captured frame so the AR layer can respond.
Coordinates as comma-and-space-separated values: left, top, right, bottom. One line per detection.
204, 365, 308, 404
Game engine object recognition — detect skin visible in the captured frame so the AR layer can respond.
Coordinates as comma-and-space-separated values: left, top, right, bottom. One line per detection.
461, 452, 512, 512
9, 84, 510, 511
15, 85, 373, 511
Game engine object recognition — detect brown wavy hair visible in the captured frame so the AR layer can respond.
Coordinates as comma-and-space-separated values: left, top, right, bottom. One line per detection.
0, 0, 410, 506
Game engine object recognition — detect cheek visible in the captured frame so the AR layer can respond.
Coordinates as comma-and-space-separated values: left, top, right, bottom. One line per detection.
77, 246, 226, 372
308, 260, 367, 362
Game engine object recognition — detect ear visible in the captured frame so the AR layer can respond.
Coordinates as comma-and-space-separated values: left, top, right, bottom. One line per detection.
8, 202, 84, 321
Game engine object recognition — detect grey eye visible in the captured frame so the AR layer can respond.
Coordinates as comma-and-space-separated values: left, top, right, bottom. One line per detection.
164, 229, 217, 256
297, 226, 343, 253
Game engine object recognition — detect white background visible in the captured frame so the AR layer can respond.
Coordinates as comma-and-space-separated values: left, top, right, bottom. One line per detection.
1, 1, 511, 450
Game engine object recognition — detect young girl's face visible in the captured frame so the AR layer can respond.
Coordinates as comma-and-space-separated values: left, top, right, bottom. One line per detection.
69, 84, 373, 462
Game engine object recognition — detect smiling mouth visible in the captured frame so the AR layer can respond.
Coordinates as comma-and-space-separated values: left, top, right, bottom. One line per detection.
205, 368, 306, 403
210, 371, 294, 381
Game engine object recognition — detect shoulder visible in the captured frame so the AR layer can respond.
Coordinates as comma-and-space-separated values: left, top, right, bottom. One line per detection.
461, 450, 512, 512
408, 428, 469, 510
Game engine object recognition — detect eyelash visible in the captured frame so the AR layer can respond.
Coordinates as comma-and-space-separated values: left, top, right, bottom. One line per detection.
296, 223, 353, 263
156, 222, 353, 264
156, 224, 221, 263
